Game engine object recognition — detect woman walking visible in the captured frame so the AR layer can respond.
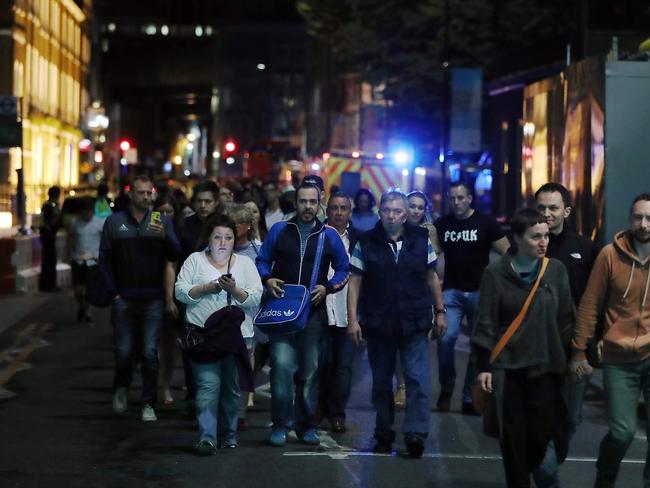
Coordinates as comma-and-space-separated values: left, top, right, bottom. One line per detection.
175, 215, 263, 455
471, 208, 574, 487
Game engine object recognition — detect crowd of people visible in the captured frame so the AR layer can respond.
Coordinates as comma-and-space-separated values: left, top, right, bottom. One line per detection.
40, 174, 650, 487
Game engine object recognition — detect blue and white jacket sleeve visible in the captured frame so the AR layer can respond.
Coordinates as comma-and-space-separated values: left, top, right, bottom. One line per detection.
324, 228, 350, 295
255, 222, 284, 283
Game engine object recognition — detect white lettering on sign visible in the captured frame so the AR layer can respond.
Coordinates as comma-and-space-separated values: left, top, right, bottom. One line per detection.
443, 229, 478, 242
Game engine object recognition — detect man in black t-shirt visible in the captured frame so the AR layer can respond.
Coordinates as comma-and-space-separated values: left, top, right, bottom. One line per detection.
434, 182, 510, 414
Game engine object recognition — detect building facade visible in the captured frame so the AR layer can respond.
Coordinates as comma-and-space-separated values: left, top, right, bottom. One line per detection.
0, 0, 91, 217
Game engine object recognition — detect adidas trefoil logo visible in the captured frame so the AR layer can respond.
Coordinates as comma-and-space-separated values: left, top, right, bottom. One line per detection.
118, 224, 129, 232
283, 310, 294, 317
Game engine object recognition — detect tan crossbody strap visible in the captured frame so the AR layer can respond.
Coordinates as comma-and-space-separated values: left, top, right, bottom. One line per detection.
489, 257, 550, 364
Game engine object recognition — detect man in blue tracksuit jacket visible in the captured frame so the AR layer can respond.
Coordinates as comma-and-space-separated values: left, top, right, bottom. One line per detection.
256, 182, 349, 447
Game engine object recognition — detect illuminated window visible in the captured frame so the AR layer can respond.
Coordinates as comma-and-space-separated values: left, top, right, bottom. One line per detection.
13, 60, 24, 98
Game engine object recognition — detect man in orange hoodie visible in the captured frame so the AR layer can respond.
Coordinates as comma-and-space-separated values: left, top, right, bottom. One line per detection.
571, 193, 650, 488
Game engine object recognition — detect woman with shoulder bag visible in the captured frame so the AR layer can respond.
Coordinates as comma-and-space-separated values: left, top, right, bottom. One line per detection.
471, 208, 575, 488
175, 215, 263, 456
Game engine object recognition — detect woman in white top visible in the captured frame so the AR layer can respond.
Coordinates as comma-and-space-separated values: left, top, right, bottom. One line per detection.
175, 215, 263, 455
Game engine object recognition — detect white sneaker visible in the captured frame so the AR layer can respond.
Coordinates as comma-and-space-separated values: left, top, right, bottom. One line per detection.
112, 387, 128, 413
142, 404, 157, 422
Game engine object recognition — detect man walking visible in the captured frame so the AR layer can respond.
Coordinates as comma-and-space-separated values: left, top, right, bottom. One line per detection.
256, 182, 349, 447
533, 182, 599, 487
39, 186, 62, 291
434, 182, 509, 413
98, 175, 180, 421
347, 190, 446, 457
319, 191, 361, 432
571, 193, 650, 488
179, 181, 220, 262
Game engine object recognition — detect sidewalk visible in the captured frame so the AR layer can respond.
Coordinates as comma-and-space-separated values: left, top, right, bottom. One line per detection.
0, 292, 53, 336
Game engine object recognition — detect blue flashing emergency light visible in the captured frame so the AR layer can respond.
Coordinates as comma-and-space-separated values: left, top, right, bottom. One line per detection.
391, 145, 413, 166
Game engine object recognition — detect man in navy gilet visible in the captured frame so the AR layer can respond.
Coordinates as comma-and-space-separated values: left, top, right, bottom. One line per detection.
347, 189, 446, 457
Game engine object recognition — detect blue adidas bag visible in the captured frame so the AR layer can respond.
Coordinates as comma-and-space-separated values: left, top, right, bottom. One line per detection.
254, 232, 325, 335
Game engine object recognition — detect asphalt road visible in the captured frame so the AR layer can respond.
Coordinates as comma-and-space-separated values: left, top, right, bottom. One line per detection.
0, 291, 646, 488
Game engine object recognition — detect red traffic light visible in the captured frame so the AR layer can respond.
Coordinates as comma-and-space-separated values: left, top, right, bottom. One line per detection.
119, 140, 131, 152
224, 140, 237, 153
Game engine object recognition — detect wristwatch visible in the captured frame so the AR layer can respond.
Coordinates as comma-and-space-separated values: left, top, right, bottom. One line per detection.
434, 307, 447, 315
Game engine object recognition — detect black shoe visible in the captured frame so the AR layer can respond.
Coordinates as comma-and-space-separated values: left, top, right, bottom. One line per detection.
76, 306, 85, 322
330, 418, 346, 433
372, 439, 393, 454
218, 439, 238, 449
194, 439, 217, 456
404, 433, 425, 459
437, 390, 452, 412
461, 401, 481, 416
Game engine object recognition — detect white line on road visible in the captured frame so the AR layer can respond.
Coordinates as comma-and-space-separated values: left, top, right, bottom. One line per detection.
283, 451, 646, 464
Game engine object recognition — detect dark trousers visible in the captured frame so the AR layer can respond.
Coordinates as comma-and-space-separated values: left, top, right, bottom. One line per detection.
39, 230, 57, 291
366, 331, 432, 442
182, 350, 197, 402
319, 326, 357, 422
500, 370, 560, 488
111, 297, 164, 406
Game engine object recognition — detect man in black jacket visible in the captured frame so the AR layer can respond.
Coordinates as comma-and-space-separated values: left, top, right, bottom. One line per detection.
99, 175, 180, 422
179, 181, 220, 264
533, 182, 599, 488
347, 190, 446, 458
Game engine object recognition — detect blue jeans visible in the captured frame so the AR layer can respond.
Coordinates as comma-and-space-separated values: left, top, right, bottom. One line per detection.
319, 326, 357, 422
366, 331, 432, 442
111, 297, 164, 406
596, 360, 650, 484
191, 356, 240, 444
269, 308, 326, 433
437, 289, 479, 402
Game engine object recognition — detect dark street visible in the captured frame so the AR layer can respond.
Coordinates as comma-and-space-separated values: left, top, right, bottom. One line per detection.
0, 291, 645, 488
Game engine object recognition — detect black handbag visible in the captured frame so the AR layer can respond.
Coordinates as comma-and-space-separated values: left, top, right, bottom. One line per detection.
84, 266, 113, 307
176, 257, 245, 358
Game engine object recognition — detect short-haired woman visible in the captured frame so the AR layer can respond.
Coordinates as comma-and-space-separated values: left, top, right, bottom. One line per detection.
471, 208, 574, 487
175, 215, 263, 455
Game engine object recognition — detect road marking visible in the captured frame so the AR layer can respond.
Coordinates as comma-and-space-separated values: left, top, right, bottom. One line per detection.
0, 323, 52, 387
283, 451, 646, 464
0, 323, 38, 362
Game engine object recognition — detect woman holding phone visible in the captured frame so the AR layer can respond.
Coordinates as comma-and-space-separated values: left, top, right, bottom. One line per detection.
175, 215, 263, 455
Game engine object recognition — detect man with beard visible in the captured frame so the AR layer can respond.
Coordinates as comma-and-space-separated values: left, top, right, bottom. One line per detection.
256, 182, 349, 447
570, 193, 650, 488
